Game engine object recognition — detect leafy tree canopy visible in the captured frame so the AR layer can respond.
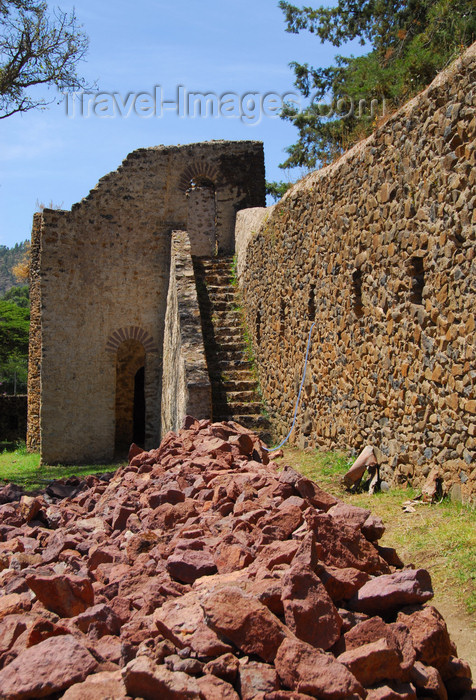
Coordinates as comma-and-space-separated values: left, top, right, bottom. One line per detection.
266, 180, 293, 202
0, 294, 29, 394
279, 0, 476, 169
0, 0, 91, 118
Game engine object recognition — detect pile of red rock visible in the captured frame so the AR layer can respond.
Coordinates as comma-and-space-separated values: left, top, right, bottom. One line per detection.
0, 417, 473, 699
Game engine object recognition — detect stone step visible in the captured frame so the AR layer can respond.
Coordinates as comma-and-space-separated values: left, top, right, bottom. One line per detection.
214, 401, 264, 416
216, 349, 248, 362
200, 258, 233, 269
217, 413, 271, 430
216, 341, 248, 353
225, 389, 261, 402
202, 274, 232, 286
216, 358, 253, 370
213, 330, 244, 343
222, 379, 258, 392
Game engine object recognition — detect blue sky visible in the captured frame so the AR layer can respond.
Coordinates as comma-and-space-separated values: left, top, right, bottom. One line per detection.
0, 0, 363, 247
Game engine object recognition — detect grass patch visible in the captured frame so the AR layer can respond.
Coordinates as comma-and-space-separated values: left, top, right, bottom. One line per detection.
0, 442, 122, 491
282, 446, 476, 618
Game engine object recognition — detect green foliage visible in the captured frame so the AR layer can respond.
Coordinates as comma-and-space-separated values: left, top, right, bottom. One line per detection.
0, 442, 122, 491
0, 0, 91, 118
1, 284, 29, 308
279, 0, 476, 169
0, 294, 29, 394
0, 241, 29, 296
266, 180, 293, 202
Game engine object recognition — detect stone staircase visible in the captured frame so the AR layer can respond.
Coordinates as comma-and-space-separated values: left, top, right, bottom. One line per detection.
193, 256, 272, 444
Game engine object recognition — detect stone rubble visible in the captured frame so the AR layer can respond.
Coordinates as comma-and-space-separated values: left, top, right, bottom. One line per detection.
0, 417, 474, 699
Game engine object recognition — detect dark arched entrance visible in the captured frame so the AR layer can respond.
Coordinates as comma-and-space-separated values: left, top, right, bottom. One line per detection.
133, 366, 145, 446
115, 339, 146, 454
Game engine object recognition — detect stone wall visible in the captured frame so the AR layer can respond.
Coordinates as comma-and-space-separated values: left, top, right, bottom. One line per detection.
239, 44, 476, 499
235, 206, 274, 282
28, 140, 264, 464
0, 395, 27, 443
161, 231, 211, 434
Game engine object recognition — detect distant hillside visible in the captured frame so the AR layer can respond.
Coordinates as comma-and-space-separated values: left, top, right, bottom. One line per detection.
0, 242, 29, 296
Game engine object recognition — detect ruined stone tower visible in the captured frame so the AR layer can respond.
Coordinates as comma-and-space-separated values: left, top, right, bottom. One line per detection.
27, 140, 265, 464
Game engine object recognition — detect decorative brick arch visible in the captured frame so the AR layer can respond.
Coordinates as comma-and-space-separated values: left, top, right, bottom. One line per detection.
178, 163, 219, 192
105, 326, 159, 354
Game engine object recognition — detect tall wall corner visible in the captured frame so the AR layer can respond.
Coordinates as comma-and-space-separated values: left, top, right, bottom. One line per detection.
26, 212, 43, 452
161, 230, 212, 434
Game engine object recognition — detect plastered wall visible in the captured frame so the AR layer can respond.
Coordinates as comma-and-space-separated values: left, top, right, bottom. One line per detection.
239, 45, 476, 499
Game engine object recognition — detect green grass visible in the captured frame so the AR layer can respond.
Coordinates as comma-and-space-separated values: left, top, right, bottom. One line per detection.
0, 442, 122, 491
282, 446, 476, 618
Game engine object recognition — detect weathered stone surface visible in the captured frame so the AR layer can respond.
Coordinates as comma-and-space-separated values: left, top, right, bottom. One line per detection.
239, 661, 280, 699
26, 573, 94, 617
409, 660, 448, 699
154, 591, 233, 657
306, 511, 390, 575
338, 637, 405, 686
71, 602, 121, 637
203, 652, 240, 683
122, 655, 202, 699
200, 585, 291, 662
365, 682, 417, 699
281, 563, 342, 649
318, 564, 370, 602
238, 43, 476, 500
166, 548, 217, 584
275, 637, 365, 698
196, 673, 240, 699
349, 569, 433, 615
61, 670, 127, 699
397, 605, 456, 668
0, 592, 31, 621
0, 634, 97, 699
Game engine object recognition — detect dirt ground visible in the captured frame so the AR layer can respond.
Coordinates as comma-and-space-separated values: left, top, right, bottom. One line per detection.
432, 595, 476, 676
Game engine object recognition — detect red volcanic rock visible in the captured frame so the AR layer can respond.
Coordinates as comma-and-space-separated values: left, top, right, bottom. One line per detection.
203, 652, 240, 683
61, 670, 127, 699
409, 661, 448, 699
166, 547, 217, 584
122, 655, 202, 698
0, 634, 97, 699
239, 661, 280, 699
365, 682, 417, 699
26, 573, 94, 617
349, 569, 434, 616
26, 616, 70, 647
154, 590, 233, 657
317, 564, 370, 602
214, 540, 254, 574
338, 637, 405, 686
0, 592, 31, 621
281, 563, 342, 650
305, 510, 390, 575
397, 605, 456, 668
0, 417, 471, 698
200, 585, 291, 662
275, 637, 365, 699
71, 602, 121, 637
197, 673, 240, 699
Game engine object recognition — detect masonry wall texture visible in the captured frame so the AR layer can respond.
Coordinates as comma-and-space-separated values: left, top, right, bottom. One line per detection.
161, 231, 211, 434
239, 44, 476, 499
27, 141, 265, 464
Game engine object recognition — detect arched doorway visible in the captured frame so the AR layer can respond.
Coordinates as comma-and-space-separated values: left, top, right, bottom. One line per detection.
115, 339, 146, 454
